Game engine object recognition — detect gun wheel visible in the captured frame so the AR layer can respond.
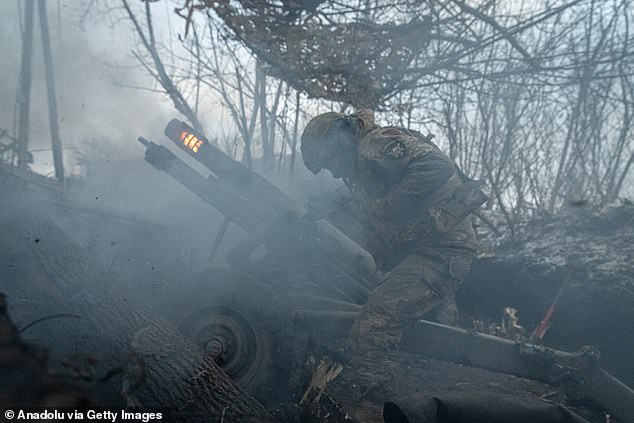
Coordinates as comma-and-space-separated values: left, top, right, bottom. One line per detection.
178, 303, 269, 389
166, 268, 283, 393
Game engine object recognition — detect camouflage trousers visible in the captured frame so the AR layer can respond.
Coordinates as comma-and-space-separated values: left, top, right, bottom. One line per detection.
350, 247, 473, 351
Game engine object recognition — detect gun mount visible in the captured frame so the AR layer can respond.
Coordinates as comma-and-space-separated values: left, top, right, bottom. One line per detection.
138, 121, 634, 422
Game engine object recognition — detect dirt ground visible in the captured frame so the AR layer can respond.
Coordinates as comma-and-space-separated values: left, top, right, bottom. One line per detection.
288, 334, 608, 423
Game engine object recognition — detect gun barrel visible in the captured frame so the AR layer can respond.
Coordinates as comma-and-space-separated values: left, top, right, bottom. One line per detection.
165, 119, 298, 215
137, 136, 151, 147
161, 119, 377, 285
139, 136, 267, 232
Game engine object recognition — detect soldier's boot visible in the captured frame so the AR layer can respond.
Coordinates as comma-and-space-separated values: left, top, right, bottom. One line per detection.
349, 311, 403, 402
350, 305, 403, 350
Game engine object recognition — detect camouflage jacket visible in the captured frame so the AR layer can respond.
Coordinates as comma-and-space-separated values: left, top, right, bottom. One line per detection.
348, 114, 479, 269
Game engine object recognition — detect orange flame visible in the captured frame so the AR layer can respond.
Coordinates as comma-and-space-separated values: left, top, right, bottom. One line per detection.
180, 130, 204, 154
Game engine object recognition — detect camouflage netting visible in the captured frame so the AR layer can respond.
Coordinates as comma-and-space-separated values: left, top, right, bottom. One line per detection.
180, 0, 433, 108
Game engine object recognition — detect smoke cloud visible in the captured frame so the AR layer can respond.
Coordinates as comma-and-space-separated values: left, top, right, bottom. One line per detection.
0, 0, 175, 176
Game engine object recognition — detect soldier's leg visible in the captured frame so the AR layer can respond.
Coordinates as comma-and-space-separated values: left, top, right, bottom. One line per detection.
351, 253, 444, 350
434, 249, 474, 325
351, 249, 473, 350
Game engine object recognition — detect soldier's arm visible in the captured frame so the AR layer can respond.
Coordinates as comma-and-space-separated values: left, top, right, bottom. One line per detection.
356, 129, 456, 215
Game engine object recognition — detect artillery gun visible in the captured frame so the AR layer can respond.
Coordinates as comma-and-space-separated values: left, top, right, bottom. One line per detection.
139, 120, 375, 390
138, 121, 634, 422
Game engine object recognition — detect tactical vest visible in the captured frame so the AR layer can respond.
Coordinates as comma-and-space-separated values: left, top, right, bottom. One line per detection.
350, 128, 486, 265
405, 129, 487, 238
428, 171, 488, 235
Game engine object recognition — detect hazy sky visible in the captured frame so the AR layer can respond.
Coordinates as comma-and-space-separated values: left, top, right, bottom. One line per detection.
0, 0, 182, 176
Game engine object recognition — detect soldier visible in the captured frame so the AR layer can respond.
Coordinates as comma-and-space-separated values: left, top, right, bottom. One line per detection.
301, 109, 487, 351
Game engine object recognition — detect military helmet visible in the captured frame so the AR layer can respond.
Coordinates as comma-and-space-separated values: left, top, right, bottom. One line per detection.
301, 112, 346, 174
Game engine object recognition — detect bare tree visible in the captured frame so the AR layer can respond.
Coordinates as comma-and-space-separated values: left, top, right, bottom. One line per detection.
121, 0, 204, 133
99, 0, 634, 235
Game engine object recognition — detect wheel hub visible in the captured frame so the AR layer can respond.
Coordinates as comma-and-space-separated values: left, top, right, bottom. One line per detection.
178, 304, 268, 388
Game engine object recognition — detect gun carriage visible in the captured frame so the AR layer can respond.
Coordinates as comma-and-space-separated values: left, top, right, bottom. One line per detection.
139, 121, 634, 422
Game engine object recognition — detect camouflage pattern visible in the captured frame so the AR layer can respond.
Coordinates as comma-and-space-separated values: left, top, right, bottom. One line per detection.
301, 110, 480, 350
350, 247, 474, 350
349, 120, 478, 266
346, 112, 478, 350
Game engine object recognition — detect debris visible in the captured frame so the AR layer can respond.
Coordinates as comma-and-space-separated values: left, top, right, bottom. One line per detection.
502, 307, 525, 341
300, 360, 344, 405
298, 360, 355, 423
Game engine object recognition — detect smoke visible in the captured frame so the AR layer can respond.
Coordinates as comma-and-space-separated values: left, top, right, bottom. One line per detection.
0, 1, 236, 335
0, 0, 232, 229
0, 0, 174, 176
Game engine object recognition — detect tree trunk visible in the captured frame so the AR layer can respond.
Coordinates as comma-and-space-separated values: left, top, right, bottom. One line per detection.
0, 200, 277, 422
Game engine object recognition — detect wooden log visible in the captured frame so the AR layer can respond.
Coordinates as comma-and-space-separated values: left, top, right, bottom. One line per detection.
0, 201, 277, 422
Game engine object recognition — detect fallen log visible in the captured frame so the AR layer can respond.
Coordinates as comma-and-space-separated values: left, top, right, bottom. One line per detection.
0, 200, 276, 422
